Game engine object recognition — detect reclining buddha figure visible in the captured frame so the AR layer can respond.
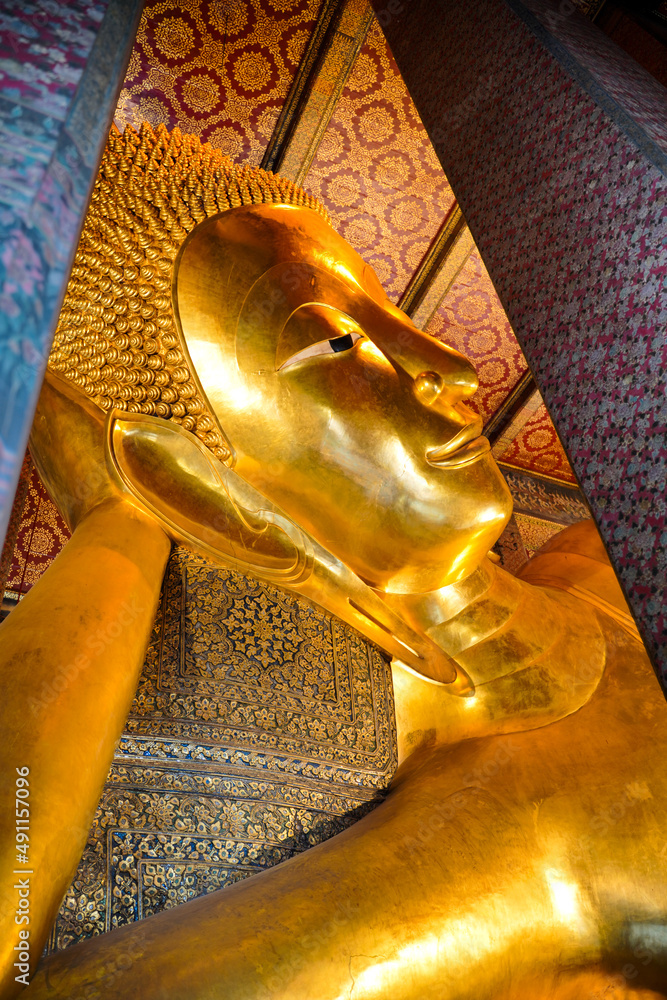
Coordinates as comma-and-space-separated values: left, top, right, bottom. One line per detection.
1, 124, 666, 1000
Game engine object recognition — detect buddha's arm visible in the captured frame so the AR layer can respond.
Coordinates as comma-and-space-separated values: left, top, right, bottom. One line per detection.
23, 653, 667, 1000
18, 737, 574, 1000
24, 713, 666, 1000
20, 520, 667, 999
0, 379, 171, 997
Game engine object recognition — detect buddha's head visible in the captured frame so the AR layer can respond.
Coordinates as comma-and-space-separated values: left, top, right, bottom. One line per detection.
49, 124, 511, 598
174, 205, 510, 593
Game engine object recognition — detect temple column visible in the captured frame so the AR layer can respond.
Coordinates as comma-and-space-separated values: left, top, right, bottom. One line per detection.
0, 0, 143, 547
372, 0, 667, 684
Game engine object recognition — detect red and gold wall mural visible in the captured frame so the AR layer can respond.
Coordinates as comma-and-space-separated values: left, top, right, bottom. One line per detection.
114, 0, 322, 165
499, 404, 578, 485
2, 467, 69, 600
426, 249, 529, 424
513, 513, 566, 558
304, 19, 457, 301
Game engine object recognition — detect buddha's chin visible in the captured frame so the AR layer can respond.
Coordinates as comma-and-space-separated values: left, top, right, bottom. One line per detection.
359, 514, 512, 596
377, 532, 504, 596
373, 470, 512, 595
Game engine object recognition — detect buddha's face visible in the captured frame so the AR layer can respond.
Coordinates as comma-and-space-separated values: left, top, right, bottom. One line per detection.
174, 205, 511, 594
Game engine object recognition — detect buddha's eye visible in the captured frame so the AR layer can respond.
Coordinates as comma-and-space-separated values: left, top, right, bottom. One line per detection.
279, 331, 362, 369
329, 333, 356, 353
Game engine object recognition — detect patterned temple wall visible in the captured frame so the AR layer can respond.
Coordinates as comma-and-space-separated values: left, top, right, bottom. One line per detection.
114, 0, 323, 163
376, 0, 667, 679
46, 548, 396, 952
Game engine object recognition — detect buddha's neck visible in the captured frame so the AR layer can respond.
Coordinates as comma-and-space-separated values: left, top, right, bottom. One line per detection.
381, 558, 607, 763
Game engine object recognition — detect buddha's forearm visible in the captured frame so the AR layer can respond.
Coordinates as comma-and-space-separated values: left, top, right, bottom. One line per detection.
0, 499, 170, 998
22, 747, 598, 1000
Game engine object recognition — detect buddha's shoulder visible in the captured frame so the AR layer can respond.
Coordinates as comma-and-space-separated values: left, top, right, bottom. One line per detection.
516, 521, 667, 765
516, 519, 641, 645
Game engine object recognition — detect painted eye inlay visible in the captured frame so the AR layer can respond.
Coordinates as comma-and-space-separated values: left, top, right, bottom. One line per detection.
279, 331, 362, 369
329, 333, 355, 353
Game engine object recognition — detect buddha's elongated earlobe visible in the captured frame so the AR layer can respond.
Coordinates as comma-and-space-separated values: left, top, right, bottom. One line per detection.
107, 412, 313, 585
106, 412, 472, 694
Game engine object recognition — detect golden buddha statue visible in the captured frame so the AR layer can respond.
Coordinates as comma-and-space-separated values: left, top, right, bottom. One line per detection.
1, 124, 666, 1000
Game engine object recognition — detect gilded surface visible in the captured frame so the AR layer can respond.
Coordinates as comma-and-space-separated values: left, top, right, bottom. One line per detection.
4, 125, 667, 1000
47, 124, 327, 466
47, 547, 395, 952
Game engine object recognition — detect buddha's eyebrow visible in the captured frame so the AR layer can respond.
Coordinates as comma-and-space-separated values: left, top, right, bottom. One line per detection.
275, 303, 365, 370
237, 262, 371, 373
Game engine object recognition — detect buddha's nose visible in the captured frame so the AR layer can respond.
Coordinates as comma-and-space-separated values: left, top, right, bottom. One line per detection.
414, 371, 446, 406
370, 314, 479, 405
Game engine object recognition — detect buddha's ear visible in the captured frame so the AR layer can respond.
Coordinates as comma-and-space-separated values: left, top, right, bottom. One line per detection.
105, 411, 312, 584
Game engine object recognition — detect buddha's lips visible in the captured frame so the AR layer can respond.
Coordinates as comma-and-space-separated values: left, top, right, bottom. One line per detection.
426, 424, 490, 469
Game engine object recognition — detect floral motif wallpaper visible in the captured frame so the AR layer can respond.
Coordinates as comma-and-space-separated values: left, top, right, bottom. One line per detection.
499, 403, 578, 485
114, 0, 322, 164
304, 19, 457, 301
426, 249, 529, 423
4, 467, 70, 597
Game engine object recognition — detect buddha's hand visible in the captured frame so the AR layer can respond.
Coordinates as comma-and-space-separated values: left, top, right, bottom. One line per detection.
29, 371, 124, 531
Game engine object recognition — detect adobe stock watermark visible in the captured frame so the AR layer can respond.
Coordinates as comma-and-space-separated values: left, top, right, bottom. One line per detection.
569, 780, 655, 867
429, 74, 496, 152
541, 0, 579, 34
27, 597, 146, 717
375, 0, 406, 29
13, 767, 32, 987
6, 9, 51, 57
587, 927, 658, 1000
259, 893, 362, 998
